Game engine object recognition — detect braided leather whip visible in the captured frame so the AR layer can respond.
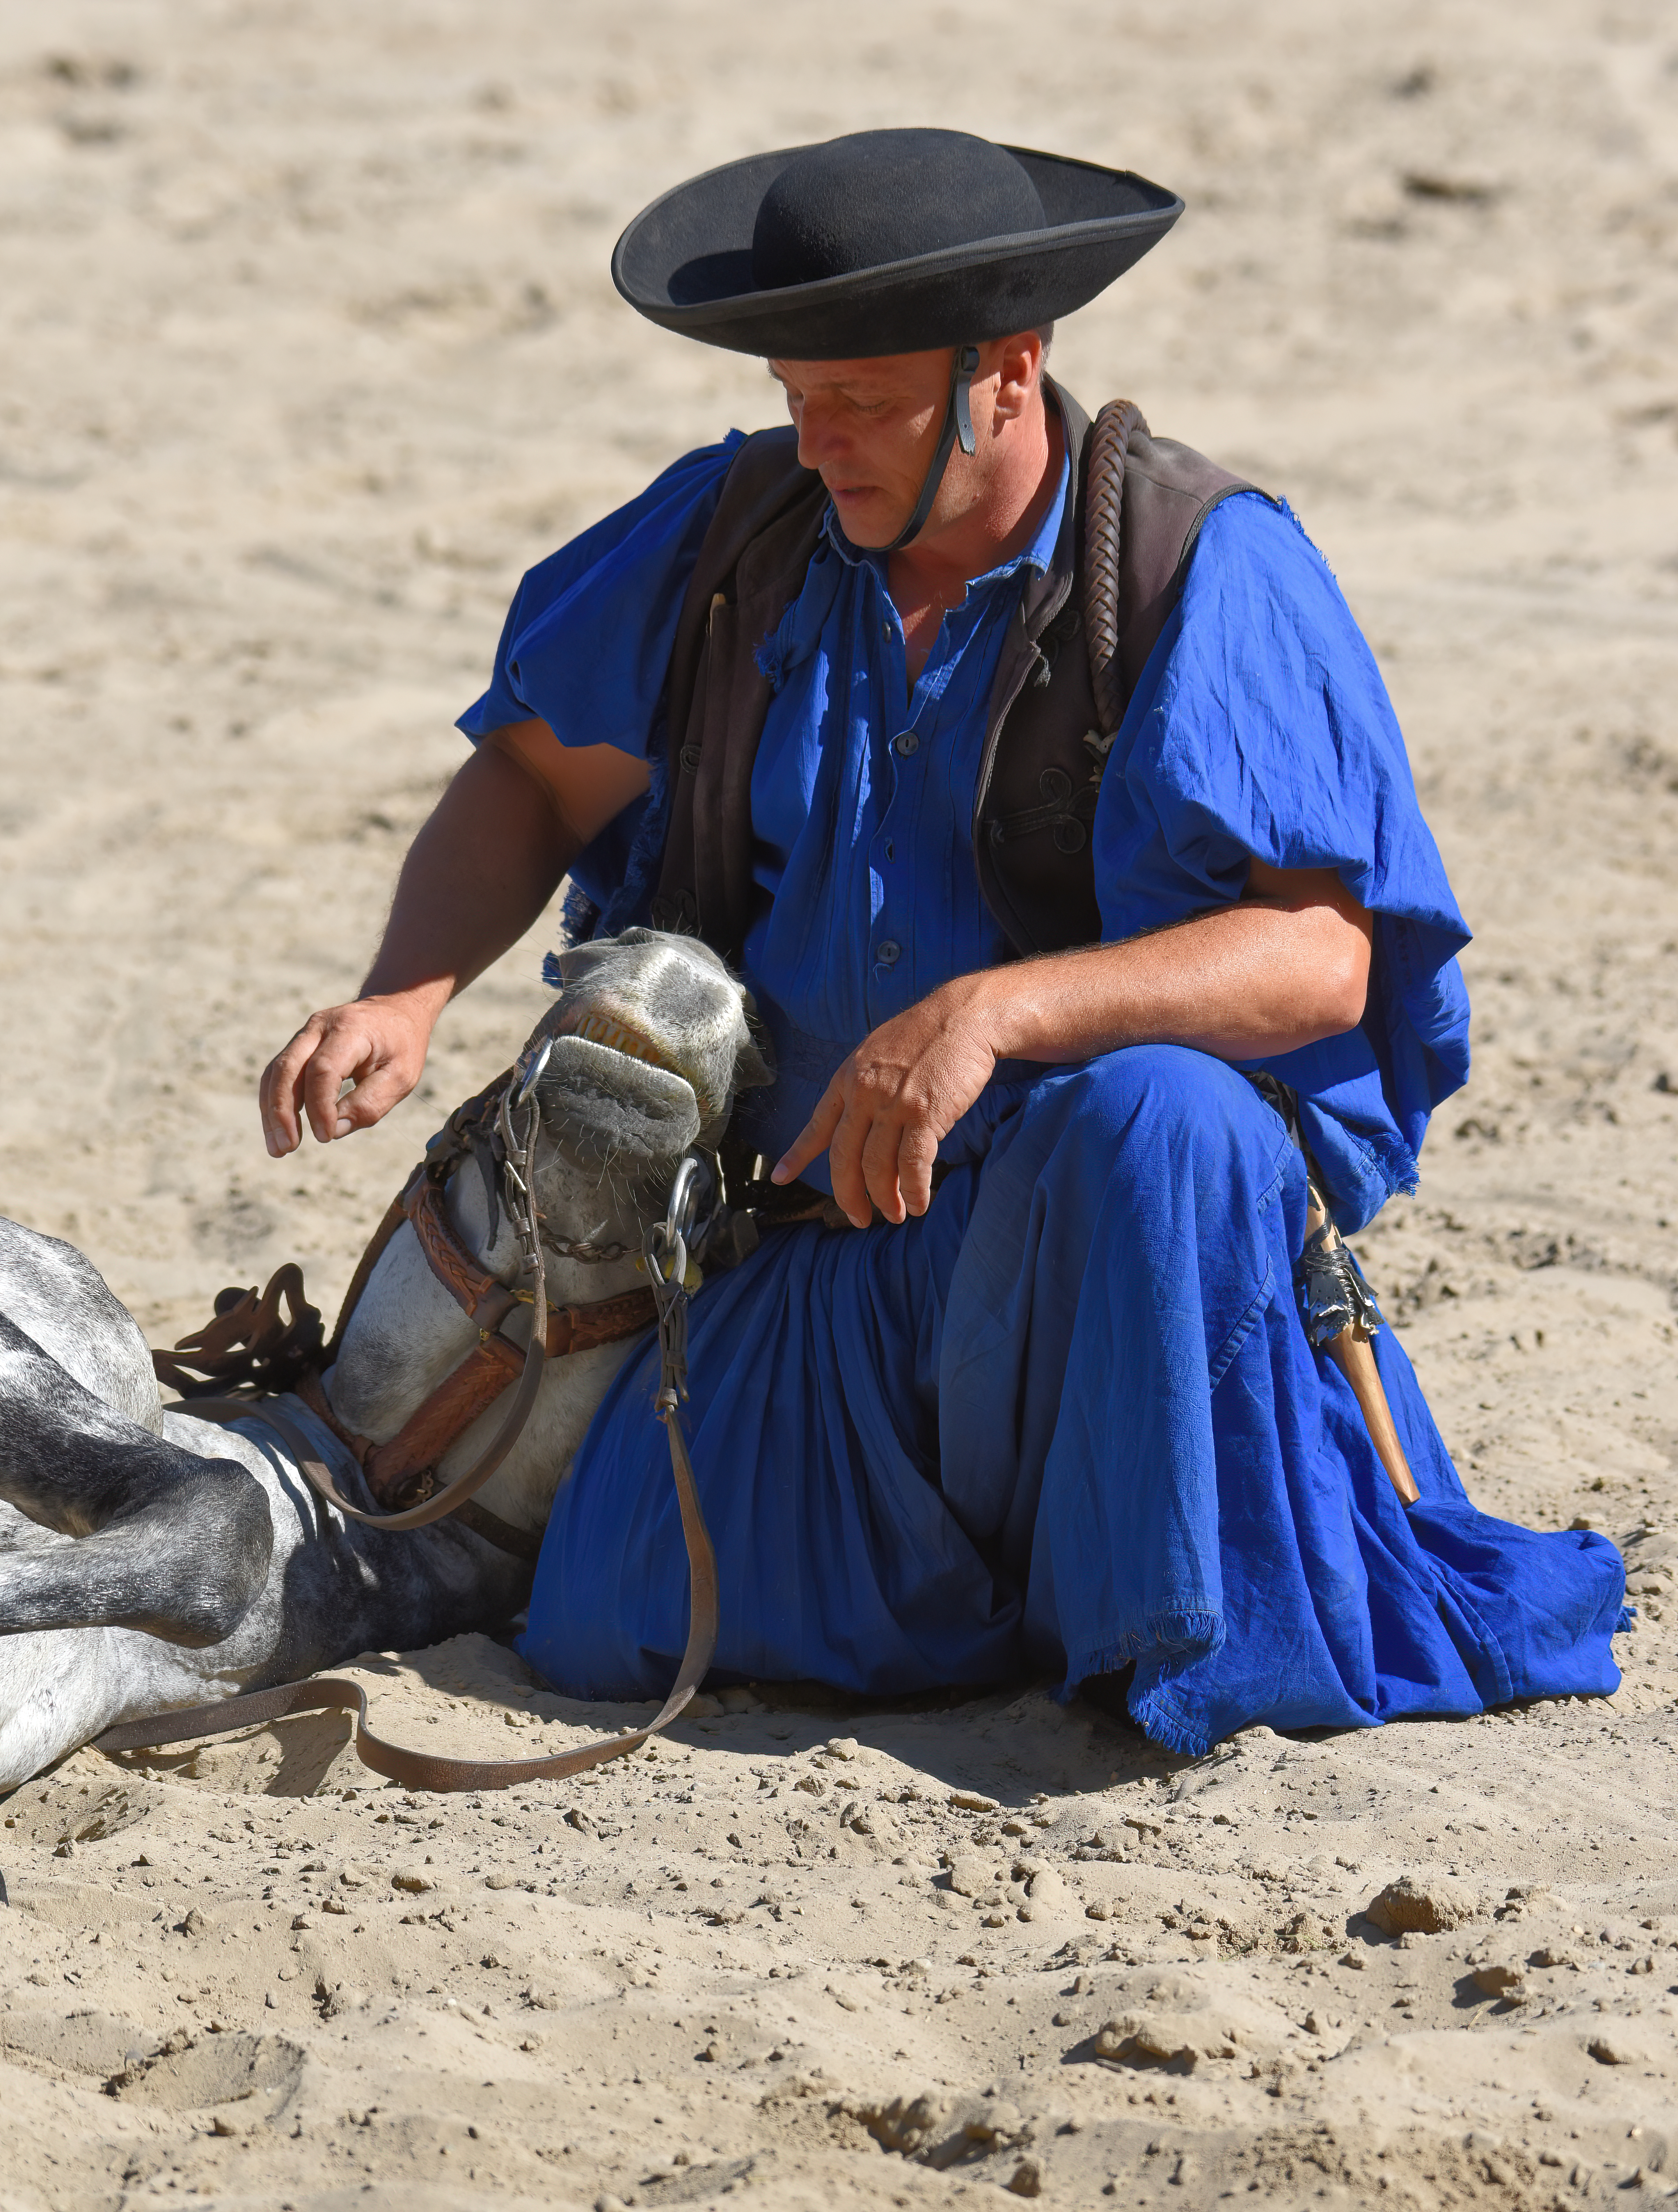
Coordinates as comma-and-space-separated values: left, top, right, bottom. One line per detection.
1083, 399, 1147, 739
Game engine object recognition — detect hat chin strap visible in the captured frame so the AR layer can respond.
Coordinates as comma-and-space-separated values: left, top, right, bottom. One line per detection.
880, 344, 980, 554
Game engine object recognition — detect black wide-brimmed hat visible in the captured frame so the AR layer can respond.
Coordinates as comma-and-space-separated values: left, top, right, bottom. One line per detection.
612, 128, 1182, 359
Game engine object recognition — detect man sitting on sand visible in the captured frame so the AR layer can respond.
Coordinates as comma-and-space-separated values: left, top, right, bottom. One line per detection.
260, 129, 1623, 1754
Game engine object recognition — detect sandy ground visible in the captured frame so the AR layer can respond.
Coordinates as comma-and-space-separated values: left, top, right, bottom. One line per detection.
3, 0, 1678, 2205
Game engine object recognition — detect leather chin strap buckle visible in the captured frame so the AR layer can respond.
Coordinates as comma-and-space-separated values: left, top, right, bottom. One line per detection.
951, 344, 980, 458
882, 343, 980, 554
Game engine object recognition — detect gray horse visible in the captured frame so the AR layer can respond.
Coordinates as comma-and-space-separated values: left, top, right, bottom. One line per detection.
0, 930, 768, 1791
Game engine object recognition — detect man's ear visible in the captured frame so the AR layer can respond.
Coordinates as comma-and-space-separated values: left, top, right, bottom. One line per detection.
992, 330, 1045, 425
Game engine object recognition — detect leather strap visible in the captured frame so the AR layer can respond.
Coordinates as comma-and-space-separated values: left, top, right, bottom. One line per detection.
172, 1384, 547, 1537
450, 1497, 544, 1563
546, 1286, 659, 1355
356, 1177, 659, 1504
403, 1175, 659, 1358
405, 1173, 520, 1332
284, 1144, 660, 1511
152, 1263, 324, 1400
99, 1396, 716, 1792
341, 1284, 659, 1510
880, 343, 980, 553
294, 1363, 546, 1561
366, 1337, 526, 1506
162, 1116, 659, 1544
294, 1365, 372, 1464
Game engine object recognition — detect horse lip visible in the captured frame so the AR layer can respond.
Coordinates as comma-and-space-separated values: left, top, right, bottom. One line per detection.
550, 1005, 719, 1120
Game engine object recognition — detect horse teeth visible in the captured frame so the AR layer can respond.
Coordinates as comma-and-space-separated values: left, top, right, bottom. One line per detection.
561, 1006, 695, 1093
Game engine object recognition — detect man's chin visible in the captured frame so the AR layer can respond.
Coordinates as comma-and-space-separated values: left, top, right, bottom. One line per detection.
828, 488, 906, 550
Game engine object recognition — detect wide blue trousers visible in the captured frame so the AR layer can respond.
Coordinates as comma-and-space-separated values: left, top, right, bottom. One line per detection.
521, 1047, 1625, 1754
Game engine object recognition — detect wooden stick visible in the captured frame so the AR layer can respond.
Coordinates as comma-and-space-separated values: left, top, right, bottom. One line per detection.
1326, 1328, 1420, 1506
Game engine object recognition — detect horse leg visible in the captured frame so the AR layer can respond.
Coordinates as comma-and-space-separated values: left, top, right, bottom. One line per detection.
0, 1311, 273, 1646
0, 1573, 267, 1794
0, 1412, 317, 1790
0, 1215, 165, 1433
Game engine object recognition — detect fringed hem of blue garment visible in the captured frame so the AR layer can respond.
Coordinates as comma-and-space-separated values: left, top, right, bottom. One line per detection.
1059, 1611, 1230, 1760
1126, 1694, 1224, 1762
1060, 1610, 1227, 1694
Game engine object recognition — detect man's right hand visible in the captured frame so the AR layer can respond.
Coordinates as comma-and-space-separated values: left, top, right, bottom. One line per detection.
260, 988, 442, 1157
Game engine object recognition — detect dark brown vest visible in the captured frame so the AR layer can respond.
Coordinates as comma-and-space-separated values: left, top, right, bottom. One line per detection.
651, 381, 1266, 962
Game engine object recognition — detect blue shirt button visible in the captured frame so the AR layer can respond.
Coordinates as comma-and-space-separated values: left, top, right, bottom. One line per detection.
893, 731, 920, 757
877, 940, 902, 966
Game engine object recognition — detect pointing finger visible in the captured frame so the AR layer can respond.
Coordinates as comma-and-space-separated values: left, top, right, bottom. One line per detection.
822, 1095, 876, 1230
896, 1124, 941, 1219
772, 1084, 846, 1188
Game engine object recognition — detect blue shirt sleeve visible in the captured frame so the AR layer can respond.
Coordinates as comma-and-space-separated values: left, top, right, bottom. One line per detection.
457, 434, 743, 916
1093, 491, 1473, 1231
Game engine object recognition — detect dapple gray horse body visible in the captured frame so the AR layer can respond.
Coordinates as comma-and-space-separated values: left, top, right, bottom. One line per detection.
0, 930, 768, 1791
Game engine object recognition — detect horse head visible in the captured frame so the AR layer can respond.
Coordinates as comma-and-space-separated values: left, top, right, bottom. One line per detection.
520, 926, 772, 1245
326, 930, 773, 1514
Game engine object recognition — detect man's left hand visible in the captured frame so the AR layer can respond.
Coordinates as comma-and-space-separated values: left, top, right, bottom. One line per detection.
772, 976, 998, 1227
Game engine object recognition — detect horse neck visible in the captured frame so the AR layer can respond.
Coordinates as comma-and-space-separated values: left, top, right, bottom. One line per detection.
420, 1145, 659, 1537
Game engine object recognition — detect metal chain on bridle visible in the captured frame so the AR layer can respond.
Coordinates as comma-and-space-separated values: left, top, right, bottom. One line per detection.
542, 1232, 635, 1263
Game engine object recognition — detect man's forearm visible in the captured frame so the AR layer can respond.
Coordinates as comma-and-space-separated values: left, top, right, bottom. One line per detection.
359, 744, 576, 1013
962, 890, 1372, 1067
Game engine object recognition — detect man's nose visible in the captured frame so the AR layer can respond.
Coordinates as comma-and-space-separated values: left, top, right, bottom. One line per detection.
792, 400, 846, 474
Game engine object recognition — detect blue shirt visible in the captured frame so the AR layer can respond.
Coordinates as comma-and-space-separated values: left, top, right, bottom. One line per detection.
731, 459, 1066, 1165
459, 434, 1471, 1232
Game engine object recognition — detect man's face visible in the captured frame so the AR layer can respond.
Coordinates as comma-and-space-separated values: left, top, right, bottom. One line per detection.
766, 348, 971, 550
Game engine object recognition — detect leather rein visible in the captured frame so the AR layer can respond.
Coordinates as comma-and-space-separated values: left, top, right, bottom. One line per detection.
106, 1044, 721, 1793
